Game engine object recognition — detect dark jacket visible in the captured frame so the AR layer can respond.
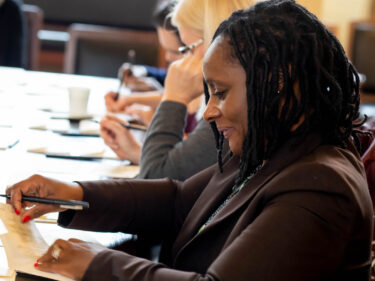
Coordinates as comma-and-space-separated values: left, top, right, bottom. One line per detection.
143, 65, 167, 86
59, 135, 373, 281
0, 0, 26, 68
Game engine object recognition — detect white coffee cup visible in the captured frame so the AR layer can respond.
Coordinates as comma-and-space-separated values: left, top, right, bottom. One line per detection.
68, 87, 90, 117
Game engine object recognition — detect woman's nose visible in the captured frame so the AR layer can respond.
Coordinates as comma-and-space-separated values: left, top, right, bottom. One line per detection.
203, 100, 220, 123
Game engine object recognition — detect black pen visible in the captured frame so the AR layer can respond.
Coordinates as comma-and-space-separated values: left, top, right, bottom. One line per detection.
121, 123, 147, 132
16, 271, 57, 281
45, 153, 102, 161
114, 77, 123, 102
0, 194, 89, 210
114, 49, 136, 101
52, 130, 100, 137
92, 119, 147, 132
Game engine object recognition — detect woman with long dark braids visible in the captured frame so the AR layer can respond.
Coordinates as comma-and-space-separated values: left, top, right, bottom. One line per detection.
6, 1, 372, 280
208, 3, 362, 183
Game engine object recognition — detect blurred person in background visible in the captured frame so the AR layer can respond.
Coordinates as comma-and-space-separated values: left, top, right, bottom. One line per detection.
100, 0, 253, 181
0, 0, 26, 68
104, 0, 189, 126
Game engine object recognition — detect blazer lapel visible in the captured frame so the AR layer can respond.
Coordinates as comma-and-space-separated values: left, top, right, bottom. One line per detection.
172, 154, 239, 258
206, 135, 320, 231
206, 134, 322, 234
173, 134, 322, 262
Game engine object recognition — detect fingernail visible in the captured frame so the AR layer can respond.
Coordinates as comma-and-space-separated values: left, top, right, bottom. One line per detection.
22, 216, 31, 223
14, 208, 20, 215
34, 261, 39, 267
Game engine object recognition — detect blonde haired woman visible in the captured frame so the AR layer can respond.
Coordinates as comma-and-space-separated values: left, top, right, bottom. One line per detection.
172, 0, 255, 49
101, 0, 254, 181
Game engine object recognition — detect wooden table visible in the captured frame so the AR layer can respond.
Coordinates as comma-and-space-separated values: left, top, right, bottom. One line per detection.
0, 67, 137, 280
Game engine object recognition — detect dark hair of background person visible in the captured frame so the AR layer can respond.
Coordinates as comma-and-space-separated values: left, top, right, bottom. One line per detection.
204, 0, 362, 184
152, 0, 183, 45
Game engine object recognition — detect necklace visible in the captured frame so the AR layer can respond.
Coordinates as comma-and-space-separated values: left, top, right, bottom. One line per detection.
197, 176, 251, 234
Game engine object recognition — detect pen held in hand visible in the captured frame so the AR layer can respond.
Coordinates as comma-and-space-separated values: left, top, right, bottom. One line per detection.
113, 80, 122, 101
45, 153, 101, 161
120, 123, 147, 132
92, 119, 147, 132
114, 50, 136, 101
0, 194, 89, 210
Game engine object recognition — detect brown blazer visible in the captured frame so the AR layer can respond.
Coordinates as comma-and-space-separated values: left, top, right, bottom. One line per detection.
59, 135, 373, 281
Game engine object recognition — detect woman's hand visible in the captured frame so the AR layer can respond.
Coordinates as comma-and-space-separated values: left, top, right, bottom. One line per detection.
163, 54, 204, 106
124, 104, 154, 126
36, 238, 106, 280
119, 63, 158, 92
126, 77, 159, 92
100, 114, 141, 164
6, 175, 83, 223
104, 92, 133, 113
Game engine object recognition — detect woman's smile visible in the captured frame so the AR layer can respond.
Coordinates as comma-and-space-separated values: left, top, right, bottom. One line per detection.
217, 126, 234, 139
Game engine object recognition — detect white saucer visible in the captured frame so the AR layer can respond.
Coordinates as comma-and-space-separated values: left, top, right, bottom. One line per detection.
51, 113, 93, 121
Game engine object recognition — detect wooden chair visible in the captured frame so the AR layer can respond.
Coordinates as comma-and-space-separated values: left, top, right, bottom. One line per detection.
359, 117, 375, 280
349, 20, 375, 92
362, 139, 375, 280
64, 23, 159, 78
22, 4, 43, 70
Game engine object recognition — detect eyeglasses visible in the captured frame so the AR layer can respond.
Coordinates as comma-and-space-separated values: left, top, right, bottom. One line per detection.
178, 39, 204, 54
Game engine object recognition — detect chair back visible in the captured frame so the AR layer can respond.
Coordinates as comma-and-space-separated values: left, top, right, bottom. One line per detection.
363, 141, 375, 205
360, 117, 375, 210
350, 21, 375, 92
22, 4, 43, 70
64, 23, 159, 78
359, 117, 375, 279
363, 140, 375, 280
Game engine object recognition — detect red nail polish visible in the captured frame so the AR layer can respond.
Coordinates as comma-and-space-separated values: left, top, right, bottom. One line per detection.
22, 216, 31, 223
14, 208, 20, 215
34, 262, 39, 267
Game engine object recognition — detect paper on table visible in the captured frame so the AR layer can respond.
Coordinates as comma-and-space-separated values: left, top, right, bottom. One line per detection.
92, 164, 140, 179
35, 212, 58, 224
0, 203, 72, 281
27, 136, 118, 160
0, 128, 19, 150
0, 109, 16, 128
0, 266, 14, 278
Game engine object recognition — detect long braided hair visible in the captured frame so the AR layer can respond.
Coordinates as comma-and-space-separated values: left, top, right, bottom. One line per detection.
204, 0, 362, 184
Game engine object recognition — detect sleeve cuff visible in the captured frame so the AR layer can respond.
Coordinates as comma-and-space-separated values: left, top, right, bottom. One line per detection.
57, 209, 76, 227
